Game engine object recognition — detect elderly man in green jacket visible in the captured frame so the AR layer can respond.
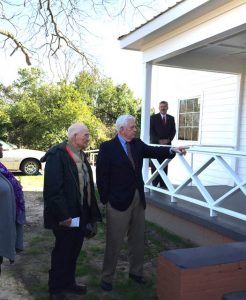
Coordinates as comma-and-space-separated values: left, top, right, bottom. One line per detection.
41, 123, 102, 300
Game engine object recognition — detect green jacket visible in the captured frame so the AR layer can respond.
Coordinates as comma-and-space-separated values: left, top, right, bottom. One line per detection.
41, 141, 101, 229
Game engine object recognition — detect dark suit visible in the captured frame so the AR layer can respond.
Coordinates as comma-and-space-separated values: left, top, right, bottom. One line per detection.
96, 135, 175, 283
150, 113, 176, 186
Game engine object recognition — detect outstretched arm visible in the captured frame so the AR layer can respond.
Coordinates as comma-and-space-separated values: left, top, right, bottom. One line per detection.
171, 146, 188, 155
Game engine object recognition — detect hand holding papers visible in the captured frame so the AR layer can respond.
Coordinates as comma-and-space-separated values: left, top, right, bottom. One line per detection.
59, 217, 80, 227
70, 217, 80, 227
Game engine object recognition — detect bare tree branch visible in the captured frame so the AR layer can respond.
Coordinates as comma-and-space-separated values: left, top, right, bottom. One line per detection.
0, 29, 31, 65
0, 0, 167, 70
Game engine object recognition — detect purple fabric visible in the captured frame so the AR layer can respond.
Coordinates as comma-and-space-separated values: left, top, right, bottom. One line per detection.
0, 162, 26, 225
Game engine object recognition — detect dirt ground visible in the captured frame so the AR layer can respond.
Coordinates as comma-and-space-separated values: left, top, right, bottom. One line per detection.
0, 191, 45, 300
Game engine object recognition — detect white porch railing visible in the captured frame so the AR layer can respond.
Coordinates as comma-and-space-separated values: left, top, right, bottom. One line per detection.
145, 145, 246, 221
85, 149, 99, 166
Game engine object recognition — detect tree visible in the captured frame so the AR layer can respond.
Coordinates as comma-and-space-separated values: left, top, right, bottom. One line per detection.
73, 68, 101, 106
0, 1, 167, 67
5, 68, 108, 150
74, 71, 141, 133
95, 80, 140, 126
0, 98, 10, 138
1, 67, 141, 149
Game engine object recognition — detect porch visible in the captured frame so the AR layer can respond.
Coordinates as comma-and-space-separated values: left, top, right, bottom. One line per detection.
146, 185, 246, 246
144, 145, 246, 246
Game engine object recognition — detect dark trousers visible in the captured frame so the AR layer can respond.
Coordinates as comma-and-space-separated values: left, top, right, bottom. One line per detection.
150, 158, 168, 187
0, 256, 2, 275
48, 227, 85, 293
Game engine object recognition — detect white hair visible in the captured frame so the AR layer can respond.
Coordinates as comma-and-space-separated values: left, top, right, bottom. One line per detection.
115, 115, 135, 132
67, 123, 87, 140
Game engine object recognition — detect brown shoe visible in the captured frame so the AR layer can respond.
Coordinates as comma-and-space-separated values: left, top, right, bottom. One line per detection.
65, 283, 87, 295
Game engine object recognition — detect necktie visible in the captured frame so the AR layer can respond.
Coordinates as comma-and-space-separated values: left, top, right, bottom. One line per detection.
163, 115, 166, 125
126, 142, 135, 169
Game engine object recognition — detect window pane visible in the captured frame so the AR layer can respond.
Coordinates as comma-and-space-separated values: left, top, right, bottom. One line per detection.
180, 101, 186, 113
186, 114, 192, 126
192, 128, 198, 141
178, 128, 185, 140
193, 113, 200, 126
187, 99, 194, 112
194, 100, 200, 112
186, 127, 192, 140
179, 114, 185, 126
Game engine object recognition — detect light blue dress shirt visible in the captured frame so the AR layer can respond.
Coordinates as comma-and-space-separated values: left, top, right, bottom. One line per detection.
118, 134, 128, 155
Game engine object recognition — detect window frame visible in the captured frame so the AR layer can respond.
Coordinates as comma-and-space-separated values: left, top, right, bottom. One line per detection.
177, 95, 202, 143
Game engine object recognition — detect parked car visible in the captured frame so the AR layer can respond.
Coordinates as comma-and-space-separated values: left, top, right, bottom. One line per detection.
0, 140, 45, 175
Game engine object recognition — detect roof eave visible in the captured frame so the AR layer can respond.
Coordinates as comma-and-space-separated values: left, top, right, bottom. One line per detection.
118, 0, 231, 51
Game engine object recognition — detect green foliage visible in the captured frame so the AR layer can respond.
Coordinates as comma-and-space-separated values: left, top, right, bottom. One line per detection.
75, 71, 141, 131
1, 67, 141, 150
95, 80, 140, 126
13, 68, 45, 91
0, 99, 11, 138
74, 68, 101, 106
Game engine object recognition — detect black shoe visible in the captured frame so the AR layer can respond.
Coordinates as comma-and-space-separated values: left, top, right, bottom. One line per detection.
100, 280, 113, 291
65, 283, 87, 295
129, 273, 146, 284
159, 183, 167, 189
49, 292, 68, 300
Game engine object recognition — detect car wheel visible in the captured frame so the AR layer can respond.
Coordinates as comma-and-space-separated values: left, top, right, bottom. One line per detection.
21, 159, 40, 176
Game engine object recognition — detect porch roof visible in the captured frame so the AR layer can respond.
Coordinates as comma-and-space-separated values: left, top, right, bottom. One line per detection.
119, 0, 246, 74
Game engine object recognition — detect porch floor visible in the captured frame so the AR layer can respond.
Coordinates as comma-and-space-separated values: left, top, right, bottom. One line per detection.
145, 185, 246, 242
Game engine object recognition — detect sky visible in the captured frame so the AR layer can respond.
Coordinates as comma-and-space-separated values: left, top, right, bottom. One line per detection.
0, 24, 144, 96
0, 0, 180, 102
85, 19, 144, 97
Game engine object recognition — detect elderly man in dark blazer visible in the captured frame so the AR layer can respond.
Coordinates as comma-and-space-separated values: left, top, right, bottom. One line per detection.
150, 101, 176, 187
96, 114, 185, 292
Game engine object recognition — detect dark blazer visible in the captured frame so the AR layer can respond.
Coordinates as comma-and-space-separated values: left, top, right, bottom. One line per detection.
150, 113, 176, 144
96, 136, 175, 211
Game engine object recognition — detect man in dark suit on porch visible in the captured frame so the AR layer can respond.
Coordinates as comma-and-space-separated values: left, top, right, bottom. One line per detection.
96, 114, 185, 292
150, 100, 176, 187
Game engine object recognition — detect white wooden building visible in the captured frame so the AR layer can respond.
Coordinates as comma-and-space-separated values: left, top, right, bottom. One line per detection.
118, 0, 246, 223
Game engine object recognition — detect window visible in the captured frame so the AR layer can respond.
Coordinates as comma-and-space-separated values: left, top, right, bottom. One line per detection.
178, 98, 200, 141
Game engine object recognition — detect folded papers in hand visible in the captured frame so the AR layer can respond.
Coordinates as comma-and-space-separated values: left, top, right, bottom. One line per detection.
70, 217, 80, 227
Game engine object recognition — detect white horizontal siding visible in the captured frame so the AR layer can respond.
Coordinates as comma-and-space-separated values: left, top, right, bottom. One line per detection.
199, 74, 237, 151
238, 162, 246, 173
237, 69, 246, 179
202, 111, 236, 120
239, 137, 246, 148
239, 71, 246, 150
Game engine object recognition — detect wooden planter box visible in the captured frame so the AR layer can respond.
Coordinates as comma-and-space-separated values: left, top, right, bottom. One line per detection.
157, 242, 246, 300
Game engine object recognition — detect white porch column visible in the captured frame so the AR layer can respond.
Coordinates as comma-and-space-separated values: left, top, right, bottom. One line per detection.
141, 62, 152, 183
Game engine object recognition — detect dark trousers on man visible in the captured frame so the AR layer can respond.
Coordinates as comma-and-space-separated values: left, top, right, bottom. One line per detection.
150, 158, 168, 188
48, 227, 85, 293
0, 256, 3, 275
